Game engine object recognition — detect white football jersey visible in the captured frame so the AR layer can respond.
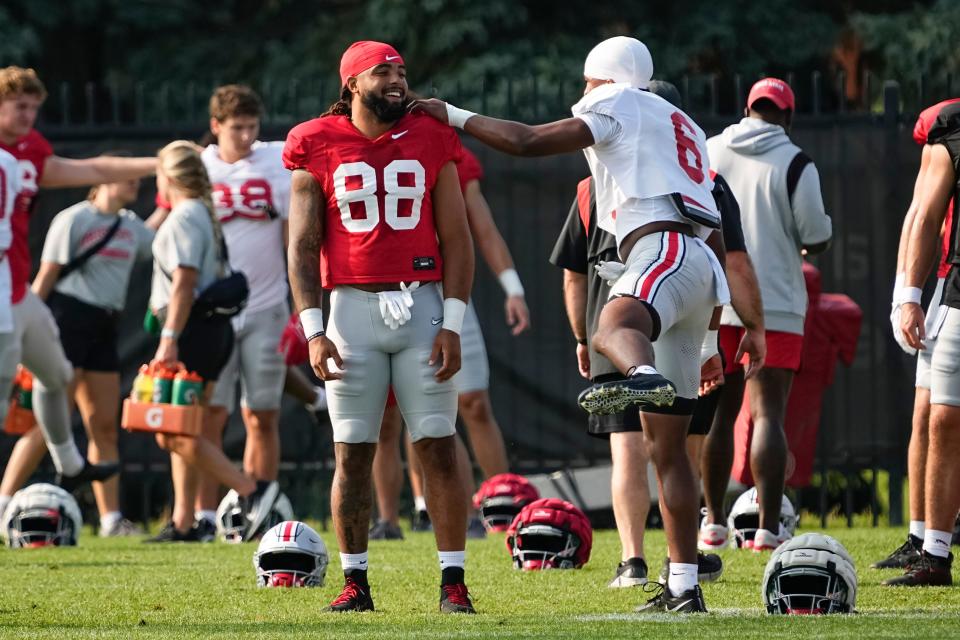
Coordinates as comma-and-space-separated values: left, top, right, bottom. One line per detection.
202, 141, 290, 313
571, 83, 720, 241
0, 148, 20, 252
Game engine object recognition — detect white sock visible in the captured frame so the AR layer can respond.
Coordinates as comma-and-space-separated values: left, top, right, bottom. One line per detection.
100, 511, 123, 530
414, 496, 427, 512
438, 550, 465, 570
909, 520, 925, 539
340, 551, 369, 572
631, 365, 659, 377
923, 529, 953, 558
311, 386, 327, 411
51, 441, 84, 476
0, 495, 11, 517
195, 510, 217, 524
666, 562, 698, 597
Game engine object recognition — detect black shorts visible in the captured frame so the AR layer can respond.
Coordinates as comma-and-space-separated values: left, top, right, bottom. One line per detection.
48, 291, 120, 372
178, 312, 234, 383
586, 373, 642, 439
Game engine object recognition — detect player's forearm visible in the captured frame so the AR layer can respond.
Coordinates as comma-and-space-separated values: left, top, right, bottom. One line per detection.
40, 156, 156, 188
464, 183, 514, 276
287, 170, 324, 311
896, 203, 917, 275
726, 252, 764, 332
440, 234, 474, 303
905, 214, 941, 289
145, 206, 171, 231
463, 116, 593, 157
562, 270, 588, 341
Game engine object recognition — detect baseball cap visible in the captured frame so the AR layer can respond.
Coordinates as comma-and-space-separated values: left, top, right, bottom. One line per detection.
747, 77, 795, 112
583, 36, 653, 90
339, 41, 405, 87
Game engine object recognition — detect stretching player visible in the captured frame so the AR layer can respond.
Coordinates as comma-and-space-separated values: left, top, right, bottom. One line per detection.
286, 41, 476, 613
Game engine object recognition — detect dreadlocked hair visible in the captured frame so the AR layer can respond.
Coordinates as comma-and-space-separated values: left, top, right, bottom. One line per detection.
322, 87, 352, 117
157, 140, 224, 267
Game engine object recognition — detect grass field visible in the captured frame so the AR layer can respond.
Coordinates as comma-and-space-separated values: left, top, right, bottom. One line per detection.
2, 524, 959, 639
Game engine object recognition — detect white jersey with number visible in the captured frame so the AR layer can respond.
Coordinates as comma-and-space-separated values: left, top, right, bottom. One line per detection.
0, 149, 20, 332
571, 82, 720, 244
202, 141, 290, 314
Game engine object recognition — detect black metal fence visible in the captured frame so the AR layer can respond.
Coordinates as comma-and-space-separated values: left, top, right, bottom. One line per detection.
1, 72, 948, 526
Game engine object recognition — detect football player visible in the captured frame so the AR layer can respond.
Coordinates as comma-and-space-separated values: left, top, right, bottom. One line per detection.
416, 36, 743, 613
285, 41, 476, 613
0, 66, 155, 493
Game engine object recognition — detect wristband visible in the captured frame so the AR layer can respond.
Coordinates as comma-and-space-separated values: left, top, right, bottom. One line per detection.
576, 337, 588, 346
161, 327, 179, 340
441, 298, 468, 334
700, 329, 719, 365
299, 308, 325, 341
900, 287, 923, 306
445, 103, 476, 129
498, 268, 525, 297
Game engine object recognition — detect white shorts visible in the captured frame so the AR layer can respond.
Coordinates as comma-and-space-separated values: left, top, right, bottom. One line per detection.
0, 259, 12, 334
930, 306, 960, 407
453, 300, 489, 393
211, 301, 288, 412
325, 283, 457, 444
609, 231, 721, 400
916, 277, 947, 390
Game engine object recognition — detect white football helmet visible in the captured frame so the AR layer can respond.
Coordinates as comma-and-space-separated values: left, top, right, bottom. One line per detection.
217, 489, 294, 543
728, 487, 798, 548
253, 520, 328, 587
2, 483, 82, 548
762, 532, 857, 614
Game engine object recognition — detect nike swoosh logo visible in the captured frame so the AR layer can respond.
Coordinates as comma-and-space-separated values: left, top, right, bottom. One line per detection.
431, 317, 442, 325
668, 600, 693, 612
391, 130, 409, 140
386, 55, 401, 61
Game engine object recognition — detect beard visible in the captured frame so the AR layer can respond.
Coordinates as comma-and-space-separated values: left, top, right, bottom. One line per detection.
361, 90, 409, 123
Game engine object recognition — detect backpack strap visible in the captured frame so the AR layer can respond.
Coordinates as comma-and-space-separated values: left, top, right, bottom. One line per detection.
57, 216, 123, 281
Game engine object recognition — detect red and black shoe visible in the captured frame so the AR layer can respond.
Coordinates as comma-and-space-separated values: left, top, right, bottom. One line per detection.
325, 575, 375, 612
882, 551, 953, 587
440, 583, 476, 614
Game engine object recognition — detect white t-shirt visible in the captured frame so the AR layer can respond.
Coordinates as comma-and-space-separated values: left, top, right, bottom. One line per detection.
202, 141, 289, 314
571, 83, 720, 245
150, 199, 223, 313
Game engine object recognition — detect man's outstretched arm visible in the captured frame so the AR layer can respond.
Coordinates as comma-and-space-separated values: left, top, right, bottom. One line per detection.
41, 155, 156, 188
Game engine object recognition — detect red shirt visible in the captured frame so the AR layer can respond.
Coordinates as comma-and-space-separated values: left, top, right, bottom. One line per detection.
0, 130, 53, 303
915, 99, 960, 278
283, 112, 462, 287
456, 146, 483, 193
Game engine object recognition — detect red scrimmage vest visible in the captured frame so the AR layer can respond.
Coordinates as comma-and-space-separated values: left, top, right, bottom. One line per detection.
283, 112, 462, 287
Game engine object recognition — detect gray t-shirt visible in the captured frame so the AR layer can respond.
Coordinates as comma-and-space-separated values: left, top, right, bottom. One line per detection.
150, 198, 223, 313
41, 201, 154, 311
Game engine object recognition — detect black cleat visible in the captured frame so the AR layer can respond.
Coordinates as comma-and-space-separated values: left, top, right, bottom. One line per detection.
658, 553, 724, 583
883, 551, 952, 587
953, 517, 960, 547
636, 583, 708, 613
369, 520, 404, 540
608, 557, 648, 588
440, 583, 476, 613
872, 534, 922, 569
325, 576, 375, 612
412, 509, 432, 532
56, 460, 120, 493
239, 480, 279, 540
578, 373, 676, 415
192, 518, 217, 542
143, 521, 202, 543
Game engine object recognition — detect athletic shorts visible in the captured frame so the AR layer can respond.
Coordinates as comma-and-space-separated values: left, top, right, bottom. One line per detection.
929, 306, 960, 407
719, 326, 803, 374
609, 230, 721, 403
453, 299, 489, 393
325, 283, 457, 444
0, 258, 12, 334
211, 301, 288, 412
586, 372, 642, 438
178, 313, 234, 383
3, 290, 73, 392
47, 291, 120, 372
916, 277, 947, 390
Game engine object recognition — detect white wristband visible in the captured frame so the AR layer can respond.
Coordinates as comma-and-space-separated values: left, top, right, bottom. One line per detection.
441, 298, 468, 334
498, 268, 525, 298
299, 308, 325, 340
900, 287, 923, 306
700, 329, 719, 366
446, 103, 476, 129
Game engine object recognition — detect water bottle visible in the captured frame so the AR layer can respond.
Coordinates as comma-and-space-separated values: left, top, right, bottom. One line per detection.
131, 364, 154, 403
172, 370, 204, 406
152, 364, 177, 404
15, 367, 32, 410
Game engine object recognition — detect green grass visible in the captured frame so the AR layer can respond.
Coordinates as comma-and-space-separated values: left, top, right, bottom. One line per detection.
1, 525, 959, 639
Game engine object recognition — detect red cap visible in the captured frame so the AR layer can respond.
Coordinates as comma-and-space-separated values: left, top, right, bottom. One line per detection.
339, 41, 404, 87
747, 77, 795, 112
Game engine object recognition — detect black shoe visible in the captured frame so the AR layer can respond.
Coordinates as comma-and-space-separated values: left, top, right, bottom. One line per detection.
658, 553, 724, 583
412, 509, 432, 532
192, 518, 217, 543
325, 575, 375, 612
883, 551, 953, 587
440, 583, 476, 614
239, 480, 279, 541
143, 521, 200, 543
608, 557, 648, 588
369, 520, 404, 540
578, 373, 676, 415
953, 517, 960, 547
56, 460, 120, 493
872, 534, 922, 569
636, 583, 707, 613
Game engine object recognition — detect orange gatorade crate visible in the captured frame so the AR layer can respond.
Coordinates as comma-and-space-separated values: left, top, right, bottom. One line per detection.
4, 402, 35, 436
121, 400, 203, 436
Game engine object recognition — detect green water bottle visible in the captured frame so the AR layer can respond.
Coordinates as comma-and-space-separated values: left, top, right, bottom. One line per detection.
172, 370, 204, 406
152, 365, 176, 403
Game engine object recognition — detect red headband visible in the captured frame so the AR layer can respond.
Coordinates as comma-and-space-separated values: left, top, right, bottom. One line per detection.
339, 41, 405, 87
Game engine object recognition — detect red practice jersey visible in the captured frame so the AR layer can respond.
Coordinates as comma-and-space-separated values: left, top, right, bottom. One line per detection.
915, 99, 960, 278
456, 146, 483, 193
284, 112, 463, 287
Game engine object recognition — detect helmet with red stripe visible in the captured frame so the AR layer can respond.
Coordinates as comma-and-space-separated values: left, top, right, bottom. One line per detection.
2, 483, 82, 548
217, 489, 294, 543
253, 520, 328, 587
506, 498, 592, 570
472, 473, 540, 532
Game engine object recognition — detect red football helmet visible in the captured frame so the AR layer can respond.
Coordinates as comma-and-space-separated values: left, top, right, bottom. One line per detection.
472, 473, 540, 532
506, 498, 592, 570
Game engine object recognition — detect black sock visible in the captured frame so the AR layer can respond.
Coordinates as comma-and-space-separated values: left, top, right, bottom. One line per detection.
345, 568, 368, 587
441, 566, 464, 585
623, 557, 645, 567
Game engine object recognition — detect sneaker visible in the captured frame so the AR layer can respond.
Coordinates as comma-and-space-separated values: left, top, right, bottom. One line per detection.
239, 480, 280, 540
752, 528, 783, 552
698, 518, 730, 551
466, 517, 487, 540
882, 551, 953, 587
57, 460, 120, 493
99, 518, 144, 538
658, 553, 724, 583
440, 583, 476, 614
325, 575, 375, 612
143, 521, 201, 543
872, 534, 923, 569
412, 509, 432, 532
369, 520, 404, 540
636, 583, 708, 613
608, 557, 648, 588
577, 372, 676, 415
192, 518, 217, 542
